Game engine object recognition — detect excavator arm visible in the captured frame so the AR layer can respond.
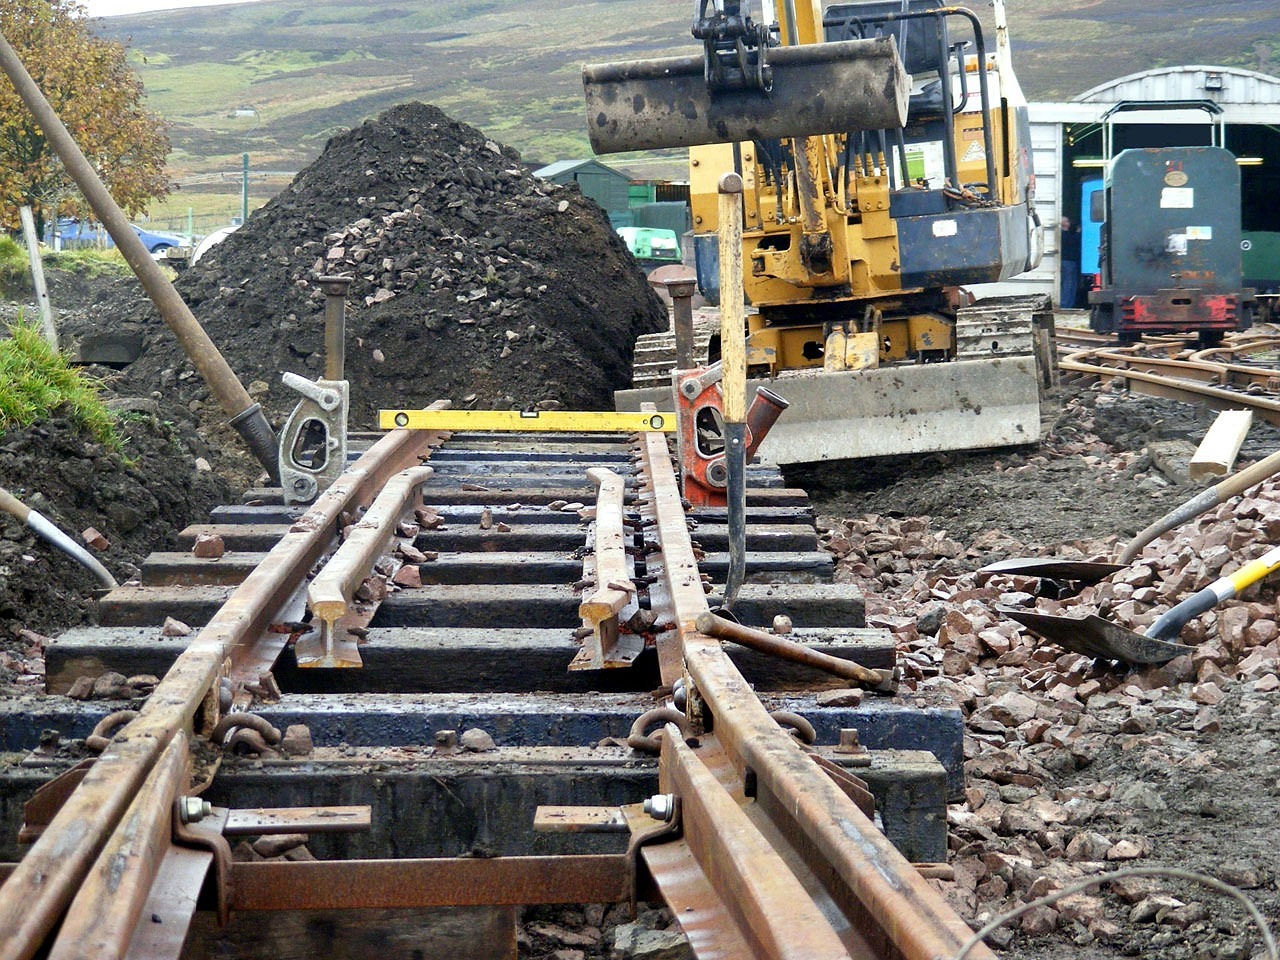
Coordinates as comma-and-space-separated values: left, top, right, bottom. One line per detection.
582, 1, 909, 154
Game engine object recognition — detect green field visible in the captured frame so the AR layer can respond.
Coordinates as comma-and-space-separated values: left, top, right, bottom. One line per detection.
91, 0, 1278, 233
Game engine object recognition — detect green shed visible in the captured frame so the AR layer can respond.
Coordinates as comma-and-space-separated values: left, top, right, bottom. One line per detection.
534, 159, 632, 221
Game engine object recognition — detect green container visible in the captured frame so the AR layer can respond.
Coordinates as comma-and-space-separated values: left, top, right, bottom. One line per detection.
1243, 231, 1280, 293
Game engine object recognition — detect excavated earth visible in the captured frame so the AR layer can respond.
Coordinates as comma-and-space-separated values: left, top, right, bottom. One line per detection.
59, 102, 668, 482
4, 100, 1280, 957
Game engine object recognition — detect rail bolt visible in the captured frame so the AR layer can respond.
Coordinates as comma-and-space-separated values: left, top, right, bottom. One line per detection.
177, 796, 213, 824
643, 793, 676, 822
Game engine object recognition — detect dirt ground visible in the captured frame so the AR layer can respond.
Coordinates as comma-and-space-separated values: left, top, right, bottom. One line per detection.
4, 102, 1280, 958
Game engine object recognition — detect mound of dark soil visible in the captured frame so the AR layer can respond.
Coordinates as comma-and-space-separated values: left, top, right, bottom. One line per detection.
0, 410, 231, 688
102, 102, 667, 432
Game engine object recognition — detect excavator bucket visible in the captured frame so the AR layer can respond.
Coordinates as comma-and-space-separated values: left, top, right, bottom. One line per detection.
582, 35, 909, 154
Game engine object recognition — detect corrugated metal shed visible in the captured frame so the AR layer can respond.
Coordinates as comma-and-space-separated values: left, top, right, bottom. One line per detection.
977, 65, 1280, 303
1077, 65, 1280, 111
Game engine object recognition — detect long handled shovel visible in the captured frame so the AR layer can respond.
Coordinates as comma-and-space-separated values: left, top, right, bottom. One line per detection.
1000, 542, 1280, 664
0, 485, 117, 589
985, 445, 1280, 585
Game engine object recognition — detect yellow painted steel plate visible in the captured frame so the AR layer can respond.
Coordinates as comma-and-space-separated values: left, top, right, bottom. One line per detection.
378, 409, 675, 432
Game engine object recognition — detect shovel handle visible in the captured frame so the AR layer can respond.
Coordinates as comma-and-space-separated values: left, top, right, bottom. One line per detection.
0, 486, 31, 523
1119, 446, 1280, 564
1147, 543, 1280, 642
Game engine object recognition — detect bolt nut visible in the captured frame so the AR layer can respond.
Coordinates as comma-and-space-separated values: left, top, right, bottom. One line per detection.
218, 676, 234, 711
178, 796, 212, 823
672, 678, 688, 711
834, 728, 866, 755
642, 793, 676, 822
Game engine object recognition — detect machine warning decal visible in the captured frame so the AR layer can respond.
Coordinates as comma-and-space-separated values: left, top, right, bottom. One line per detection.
1164, 169, 1189, 187
1160, 187, 1194, 209
1186, 226, 1213, 241
932, 219, 958, 237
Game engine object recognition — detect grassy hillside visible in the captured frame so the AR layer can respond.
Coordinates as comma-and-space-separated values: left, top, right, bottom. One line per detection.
95, 0, 1279, 229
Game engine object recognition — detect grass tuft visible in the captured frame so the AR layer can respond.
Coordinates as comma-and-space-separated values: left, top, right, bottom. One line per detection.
0, 236, 30, 287
0, 318, 120, 449
42, 247, 134, 279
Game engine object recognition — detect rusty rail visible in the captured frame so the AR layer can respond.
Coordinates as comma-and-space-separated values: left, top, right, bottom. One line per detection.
1061, 348, 1280, 427
305, 464, 434, 665
0, 404, 450, 960
575, 467, 634, 668
633, 404, 994, 960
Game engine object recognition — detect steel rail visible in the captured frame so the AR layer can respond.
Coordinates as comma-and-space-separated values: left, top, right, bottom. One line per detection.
636, 407, 994, 960
577, 467, 633, 667
49, 734, 191, 960
1190, 336, 1280, 365
1072, 348, 1280, 393
1061, 350, 1280, 427
0, 405, 450, 960
307, 464, 434, 626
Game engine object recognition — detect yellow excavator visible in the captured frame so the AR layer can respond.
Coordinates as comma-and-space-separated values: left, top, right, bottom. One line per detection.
590, 0, 1052, 464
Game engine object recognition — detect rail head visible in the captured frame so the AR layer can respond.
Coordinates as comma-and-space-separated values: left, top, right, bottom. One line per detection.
307, 464, 435, 624
577, 467, 637, 669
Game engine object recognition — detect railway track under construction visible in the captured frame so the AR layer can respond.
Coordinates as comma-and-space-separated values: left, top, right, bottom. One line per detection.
1056, 327, 1280, 426
0, 408, 983, 960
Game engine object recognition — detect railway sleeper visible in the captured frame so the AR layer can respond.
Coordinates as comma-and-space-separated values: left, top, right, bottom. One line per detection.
45, 626, 895, 696
0, 743, 948, 865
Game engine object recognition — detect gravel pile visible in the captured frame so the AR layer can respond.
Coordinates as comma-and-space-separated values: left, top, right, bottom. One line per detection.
819, 390, 1280, 958
101, 102, 667, 433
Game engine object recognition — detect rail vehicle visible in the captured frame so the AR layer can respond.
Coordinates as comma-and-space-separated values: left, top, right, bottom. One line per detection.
1088, 143, 1256, 345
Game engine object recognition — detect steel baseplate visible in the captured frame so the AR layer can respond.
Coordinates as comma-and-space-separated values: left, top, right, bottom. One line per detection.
616, 355, 1043, 464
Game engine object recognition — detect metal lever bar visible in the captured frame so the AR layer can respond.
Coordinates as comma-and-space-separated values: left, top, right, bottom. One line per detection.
696, 612, 896, 690
718, 173, 747, 609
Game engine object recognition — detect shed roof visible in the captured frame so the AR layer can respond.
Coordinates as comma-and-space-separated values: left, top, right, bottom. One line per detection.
1074, 65, 1280, 106
533, 158, 628, 180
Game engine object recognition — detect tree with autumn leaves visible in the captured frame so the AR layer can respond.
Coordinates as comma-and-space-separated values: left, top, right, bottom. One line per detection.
0, 0, 169, 235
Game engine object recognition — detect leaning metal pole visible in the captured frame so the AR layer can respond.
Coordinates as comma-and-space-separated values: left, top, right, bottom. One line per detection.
717, 172, 747, 609
0, 32, 280, 482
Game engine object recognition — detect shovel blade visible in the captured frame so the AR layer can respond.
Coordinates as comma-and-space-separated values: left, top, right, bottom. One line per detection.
583, 36, 909, 154
998, 608, 1195, 665
980, 557, 1127, 584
